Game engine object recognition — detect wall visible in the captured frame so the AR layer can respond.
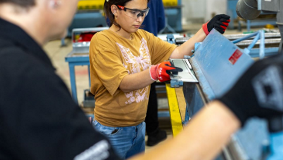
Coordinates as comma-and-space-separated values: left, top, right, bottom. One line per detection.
205, 0, 227, 22
182, 0, 206, 24
181, 0, 227, 24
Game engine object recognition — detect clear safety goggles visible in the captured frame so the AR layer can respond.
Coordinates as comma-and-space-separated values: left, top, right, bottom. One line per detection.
117, 5, 150, 20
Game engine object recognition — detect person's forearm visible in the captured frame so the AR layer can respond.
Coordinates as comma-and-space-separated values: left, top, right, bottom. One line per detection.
129, 100, 240, 160
170, 28, 206, 59
119, 68, 154, 92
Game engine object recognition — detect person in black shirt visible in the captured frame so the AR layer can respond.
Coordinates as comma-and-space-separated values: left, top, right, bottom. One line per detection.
0, 0, 282, 160
0, 0, 121, 160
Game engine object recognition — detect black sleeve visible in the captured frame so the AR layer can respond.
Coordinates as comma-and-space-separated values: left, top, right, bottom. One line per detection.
0, 52, 122, 160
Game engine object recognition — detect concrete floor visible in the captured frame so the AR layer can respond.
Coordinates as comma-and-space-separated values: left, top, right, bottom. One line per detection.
43, 23, 270, 150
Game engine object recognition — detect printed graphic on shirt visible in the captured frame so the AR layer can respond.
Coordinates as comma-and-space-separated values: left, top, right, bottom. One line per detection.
116, 38, 151, 105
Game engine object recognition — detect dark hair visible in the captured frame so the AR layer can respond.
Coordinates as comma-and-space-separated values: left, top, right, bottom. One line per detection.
104, 0, 149, 28
0, 0, 35, 8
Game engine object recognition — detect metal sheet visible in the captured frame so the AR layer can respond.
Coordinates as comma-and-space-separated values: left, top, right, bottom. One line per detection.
170, 59, 198, 83
193, 29, 254, 97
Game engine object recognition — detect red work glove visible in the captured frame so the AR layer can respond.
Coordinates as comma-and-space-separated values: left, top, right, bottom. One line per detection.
149, 61, 183, 82
202, 14, 230, 35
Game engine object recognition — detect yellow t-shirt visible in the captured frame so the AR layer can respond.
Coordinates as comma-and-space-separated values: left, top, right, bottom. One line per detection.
89, 29, 177, 127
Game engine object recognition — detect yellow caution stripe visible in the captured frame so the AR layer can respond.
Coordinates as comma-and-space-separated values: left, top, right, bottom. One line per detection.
166, 83, 183, 137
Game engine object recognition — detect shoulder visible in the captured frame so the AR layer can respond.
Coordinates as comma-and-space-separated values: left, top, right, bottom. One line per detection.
0, 45, 45, 68
0, 45, 68, 102
0, 44, 30, 69
0, 45, 57, 83
92, 31, 108, 42
93, 30, 110, 38
0, 40, 24, 55
92, 30, 116, 41
90, 30, 117, 46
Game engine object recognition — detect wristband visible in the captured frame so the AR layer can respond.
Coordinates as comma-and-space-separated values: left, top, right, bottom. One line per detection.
149, 65, 158, 81
202, 22, 210, 35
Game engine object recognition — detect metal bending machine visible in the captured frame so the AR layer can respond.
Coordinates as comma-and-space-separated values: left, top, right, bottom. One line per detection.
169, 29, 282, 160
168, 0, 283, 159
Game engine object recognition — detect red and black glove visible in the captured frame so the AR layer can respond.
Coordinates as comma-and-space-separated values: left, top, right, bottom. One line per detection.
202, 14, 230, 35
149, 61, 183, 82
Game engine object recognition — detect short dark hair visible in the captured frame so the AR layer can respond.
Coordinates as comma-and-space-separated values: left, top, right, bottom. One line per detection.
104, 0, 149, 29
0, 0, 35, 8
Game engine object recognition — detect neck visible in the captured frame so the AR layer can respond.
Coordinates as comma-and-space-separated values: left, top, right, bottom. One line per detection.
110, 24, 132, 40
0, 4, 49, 46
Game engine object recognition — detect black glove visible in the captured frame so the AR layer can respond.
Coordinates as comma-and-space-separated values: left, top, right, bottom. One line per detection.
216, 54, 283, 131
202, 14, 230, 35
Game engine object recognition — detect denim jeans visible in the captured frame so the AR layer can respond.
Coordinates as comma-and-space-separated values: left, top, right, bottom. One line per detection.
92, 120, 145, 159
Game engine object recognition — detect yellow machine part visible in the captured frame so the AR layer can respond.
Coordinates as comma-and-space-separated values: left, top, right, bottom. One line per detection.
166, 84, 183, 137
77, 0, 105, 10
77, 0, 178, 10
162, 0, 178, 6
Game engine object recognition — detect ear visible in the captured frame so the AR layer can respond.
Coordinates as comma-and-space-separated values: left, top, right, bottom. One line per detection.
110, 5, 118, 16
49, 0, 61, 9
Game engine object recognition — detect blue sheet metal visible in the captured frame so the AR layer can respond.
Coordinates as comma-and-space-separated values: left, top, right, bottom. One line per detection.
192, 29, 254, 98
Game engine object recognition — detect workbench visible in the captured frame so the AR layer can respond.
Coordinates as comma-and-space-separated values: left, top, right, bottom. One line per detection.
65, 27, 108, 103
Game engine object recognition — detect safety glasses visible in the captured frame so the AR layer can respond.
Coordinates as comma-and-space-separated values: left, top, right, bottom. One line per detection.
117, 5, 150, 20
